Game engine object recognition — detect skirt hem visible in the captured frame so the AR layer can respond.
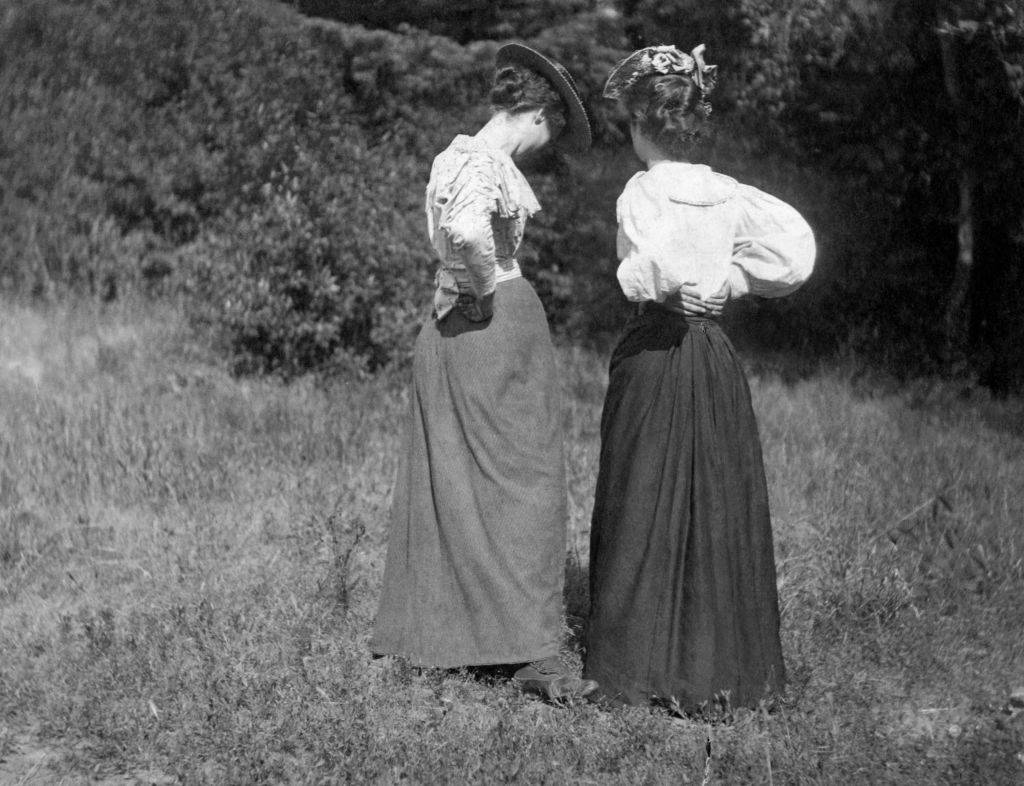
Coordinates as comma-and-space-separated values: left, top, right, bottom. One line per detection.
369, 645, 562, 670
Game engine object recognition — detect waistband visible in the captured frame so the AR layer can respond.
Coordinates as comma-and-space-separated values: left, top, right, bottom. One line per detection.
637, 300, 719, 325
495, 259, 521, 284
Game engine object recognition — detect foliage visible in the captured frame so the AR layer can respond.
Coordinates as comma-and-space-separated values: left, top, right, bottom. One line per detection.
290, 0, 599, 42
0, 0, 488, 372
0, 0, 642, 374
3, 0, 1023, 385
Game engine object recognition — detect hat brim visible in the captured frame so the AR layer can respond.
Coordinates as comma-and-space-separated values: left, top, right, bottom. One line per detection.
603, 46, 715, 102
495, 43, 592, 154
603, 50, 650, 101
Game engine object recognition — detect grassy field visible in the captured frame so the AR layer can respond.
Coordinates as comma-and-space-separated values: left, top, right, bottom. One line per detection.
2, 298, 1024, 784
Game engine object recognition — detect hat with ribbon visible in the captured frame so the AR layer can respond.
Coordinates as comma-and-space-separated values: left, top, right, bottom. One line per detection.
603, 44, 718, 105
496, 43, 592, 153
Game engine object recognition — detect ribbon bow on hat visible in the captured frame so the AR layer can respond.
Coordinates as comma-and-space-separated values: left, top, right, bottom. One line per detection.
603, 44, 718, 102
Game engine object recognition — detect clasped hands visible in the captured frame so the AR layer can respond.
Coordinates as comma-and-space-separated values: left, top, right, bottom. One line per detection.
660, 280, 730, 317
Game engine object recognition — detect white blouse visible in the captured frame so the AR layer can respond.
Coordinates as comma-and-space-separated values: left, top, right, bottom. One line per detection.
616, 161, 816, 302
425, 135, 541, 321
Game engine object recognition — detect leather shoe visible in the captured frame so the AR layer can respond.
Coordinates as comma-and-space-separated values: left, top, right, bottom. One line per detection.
513, 657, 599, 701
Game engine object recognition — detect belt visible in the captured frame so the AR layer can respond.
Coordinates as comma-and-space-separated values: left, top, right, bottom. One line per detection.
494, 258, 521, 283
637, 300, 718, 327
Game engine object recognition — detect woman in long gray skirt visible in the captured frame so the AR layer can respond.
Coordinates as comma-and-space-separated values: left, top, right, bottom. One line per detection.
584, 45, 816, 711
371, 44, 596, 700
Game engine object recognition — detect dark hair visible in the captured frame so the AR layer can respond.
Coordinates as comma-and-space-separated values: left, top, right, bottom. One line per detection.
490, 64, 567, 136
624, 73, 712, 160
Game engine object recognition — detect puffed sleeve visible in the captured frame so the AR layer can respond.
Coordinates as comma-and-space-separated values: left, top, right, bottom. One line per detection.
615, 175, 667, 302
726, 185, 816, 298
434, 157, 504, 303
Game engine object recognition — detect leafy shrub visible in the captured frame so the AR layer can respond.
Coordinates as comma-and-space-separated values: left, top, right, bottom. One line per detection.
0, 0, 638, 373
0, 1, 484, 370
292, 0, 598, 43
8, 0, 1014, 384
185, 149, 434, 376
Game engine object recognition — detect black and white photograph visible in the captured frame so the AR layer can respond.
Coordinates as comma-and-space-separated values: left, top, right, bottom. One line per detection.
2, 0, 1024, 783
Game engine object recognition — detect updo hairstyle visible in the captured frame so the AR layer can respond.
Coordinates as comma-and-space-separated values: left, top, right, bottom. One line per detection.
490, 64, 567, 137
624, 73, 711, 160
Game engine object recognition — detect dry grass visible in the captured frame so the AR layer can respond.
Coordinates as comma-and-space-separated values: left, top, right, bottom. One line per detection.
2, 298, 1024, 784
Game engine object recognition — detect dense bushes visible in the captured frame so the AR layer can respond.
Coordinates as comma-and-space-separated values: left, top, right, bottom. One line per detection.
0, 0, 858, 376
185, 140, 437, 375
4, 0, 1016, 385
1, 1, 469, 371
291, 0, 597, 43
1, 0, 645, 373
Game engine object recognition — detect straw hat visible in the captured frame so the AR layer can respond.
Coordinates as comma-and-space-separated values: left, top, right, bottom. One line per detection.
496, 43, 592, 153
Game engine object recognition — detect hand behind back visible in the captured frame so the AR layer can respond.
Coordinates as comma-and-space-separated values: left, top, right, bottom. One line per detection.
660, 281, 730, 317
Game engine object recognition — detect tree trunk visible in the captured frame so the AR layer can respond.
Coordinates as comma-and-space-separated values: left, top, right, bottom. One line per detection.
938, 15, 976, 369
943, 168, 976, 365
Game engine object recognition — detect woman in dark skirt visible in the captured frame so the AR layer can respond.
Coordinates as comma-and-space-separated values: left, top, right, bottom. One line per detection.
584, 45, 816, 711
371, 45, 597, 700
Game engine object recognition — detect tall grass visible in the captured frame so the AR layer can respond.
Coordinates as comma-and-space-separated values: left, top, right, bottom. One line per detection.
2, 298, 1023, 783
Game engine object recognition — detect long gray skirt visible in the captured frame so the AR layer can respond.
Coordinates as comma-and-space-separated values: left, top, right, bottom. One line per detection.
584, 307, 785, 709
371, 277, 567, 667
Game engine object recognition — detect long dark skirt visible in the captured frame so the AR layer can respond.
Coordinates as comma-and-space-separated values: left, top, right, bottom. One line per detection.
370, 277, 567, 668
584, 307, 785, 709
